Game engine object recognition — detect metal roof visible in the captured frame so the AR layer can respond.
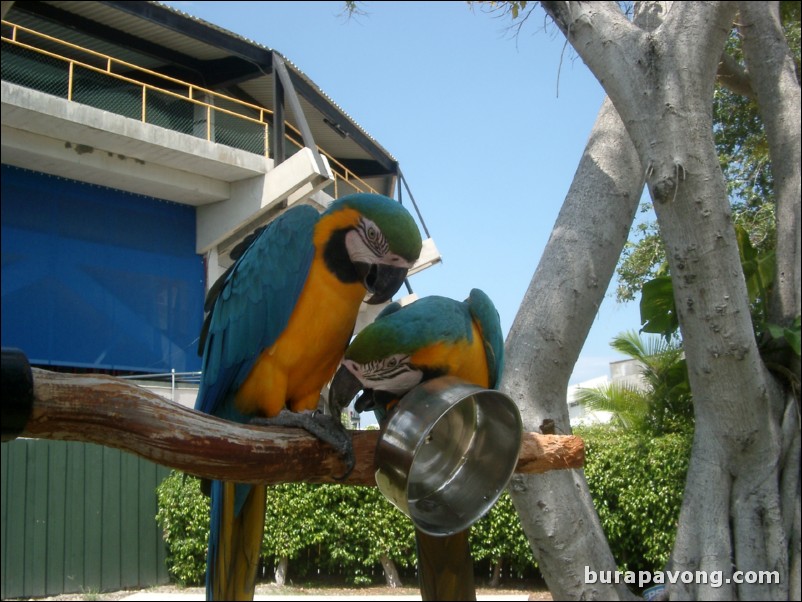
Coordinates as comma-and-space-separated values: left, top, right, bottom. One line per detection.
4, 0, 399, 195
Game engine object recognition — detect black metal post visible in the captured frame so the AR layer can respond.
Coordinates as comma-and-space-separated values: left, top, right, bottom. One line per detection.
2, 348, 33, 442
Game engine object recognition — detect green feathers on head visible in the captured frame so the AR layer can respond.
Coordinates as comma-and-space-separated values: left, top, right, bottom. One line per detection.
326, 193, 423, 263
345, 289, 505, 388
345, 296, 474, 363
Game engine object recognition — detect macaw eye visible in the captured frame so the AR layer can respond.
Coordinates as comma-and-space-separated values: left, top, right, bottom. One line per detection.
362, 354, 410, 381
357, 354, 421, 395
358, 218, 389, 257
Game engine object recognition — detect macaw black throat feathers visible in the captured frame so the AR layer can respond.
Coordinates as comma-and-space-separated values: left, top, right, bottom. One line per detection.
323, 228, 361, 285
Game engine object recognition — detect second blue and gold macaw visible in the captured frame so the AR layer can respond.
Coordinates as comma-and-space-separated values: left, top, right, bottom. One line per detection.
195, 193, 422, 600
330, 289, 505, 601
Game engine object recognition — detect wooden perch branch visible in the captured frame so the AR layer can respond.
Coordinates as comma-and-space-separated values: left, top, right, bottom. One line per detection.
18, 368, 584, 486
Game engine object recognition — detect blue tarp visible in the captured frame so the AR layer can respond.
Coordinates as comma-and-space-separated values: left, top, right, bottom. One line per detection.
1, 165, 205, 373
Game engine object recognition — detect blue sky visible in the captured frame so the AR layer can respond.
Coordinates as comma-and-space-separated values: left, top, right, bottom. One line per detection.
164, 1, 644, 384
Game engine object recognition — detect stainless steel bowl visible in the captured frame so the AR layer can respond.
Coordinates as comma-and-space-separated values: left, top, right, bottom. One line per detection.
374, 376, 523, 536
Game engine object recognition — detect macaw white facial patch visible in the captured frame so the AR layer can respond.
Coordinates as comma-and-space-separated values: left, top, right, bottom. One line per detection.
345, 223, 415, 267
342, 355, 422, 394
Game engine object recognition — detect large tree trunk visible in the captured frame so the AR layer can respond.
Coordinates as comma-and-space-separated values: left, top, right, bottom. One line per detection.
739, 4, 801, 600
537, 2, 800, 599
502, 94, 644, 600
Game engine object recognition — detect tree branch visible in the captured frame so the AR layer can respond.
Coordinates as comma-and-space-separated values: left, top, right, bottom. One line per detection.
13, 368, 583, 487
717, 51, 756, 99
740, 1, 802, 347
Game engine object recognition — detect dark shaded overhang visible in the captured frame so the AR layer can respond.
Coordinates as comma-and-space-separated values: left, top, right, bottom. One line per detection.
104, 1, 398, 177
5, 0, 399, 187
12, 0, 264, 87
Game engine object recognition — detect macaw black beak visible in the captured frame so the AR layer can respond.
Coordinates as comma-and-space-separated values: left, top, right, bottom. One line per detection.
358, 390, 398, 425
356, 263, 409, 305
353, 389, 378, 413
329, 365, 365, 415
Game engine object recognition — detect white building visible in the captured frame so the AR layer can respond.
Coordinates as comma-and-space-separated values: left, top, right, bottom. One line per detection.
568, 358, 645, 427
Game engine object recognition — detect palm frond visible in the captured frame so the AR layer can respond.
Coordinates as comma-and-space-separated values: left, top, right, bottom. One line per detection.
574, 381, 650, 431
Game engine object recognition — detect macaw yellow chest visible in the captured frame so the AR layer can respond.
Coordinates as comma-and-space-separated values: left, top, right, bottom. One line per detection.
236, 258, 366, 417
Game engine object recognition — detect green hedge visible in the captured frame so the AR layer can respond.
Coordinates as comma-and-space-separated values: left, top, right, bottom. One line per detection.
262, 483, 418, 584
155, 427, 691, 584
156, 476, 537, 586
155, 473, 210, 585
578, 425, 692, 573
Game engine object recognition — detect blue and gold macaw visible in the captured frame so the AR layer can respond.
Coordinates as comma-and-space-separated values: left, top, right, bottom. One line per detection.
329, 289, 504, 601
195, 193, 422, 601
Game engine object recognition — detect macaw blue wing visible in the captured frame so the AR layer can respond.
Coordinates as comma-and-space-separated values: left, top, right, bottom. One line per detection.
195, 205, 318, 422
467, 288, 505, 388
194, 194, 423, 601
195, 205, 318, 601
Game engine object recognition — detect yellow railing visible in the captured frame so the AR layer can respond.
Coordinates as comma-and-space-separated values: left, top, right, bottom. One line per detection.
1, 20, 379, 196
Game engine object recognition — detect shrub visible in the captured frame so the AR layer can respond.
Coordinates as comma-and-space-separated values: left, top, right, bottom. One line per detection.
155, 472, 209, 585
471, 491, 538, 581
157, 476, 532, 586
155, 427, 691, 584
577, 425, 692, 572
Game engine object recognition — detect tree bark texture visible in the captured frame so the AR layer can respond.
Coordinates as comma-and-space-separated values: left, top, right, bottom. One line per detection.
273, 557, 288, 587
739, 3, 802, 350
380, 554, 403, 588
15, 368, 584, 486
502, 92, 644, 600
738, 4, 801, 599
539, 2, 799, 599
